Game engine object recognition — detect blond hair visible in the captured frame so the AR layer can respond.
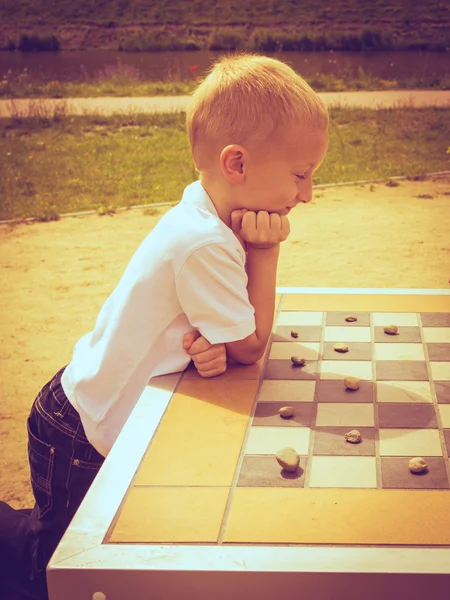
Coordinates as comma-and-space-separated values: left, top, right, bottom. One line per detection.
185, 52, 328, 171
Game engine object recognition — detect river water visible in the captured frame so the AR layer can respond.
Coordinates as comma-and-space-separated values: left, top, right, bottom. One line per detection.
1, 50, 449, 82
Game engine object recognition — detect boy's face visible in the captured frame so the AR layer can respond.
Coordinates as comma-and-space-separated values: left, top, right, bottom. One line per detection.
224, 125, 328, 215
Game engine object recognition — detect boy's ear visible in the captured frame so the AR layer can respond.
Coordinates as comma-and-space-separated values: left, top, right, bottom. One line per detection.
221, 145, 246, 182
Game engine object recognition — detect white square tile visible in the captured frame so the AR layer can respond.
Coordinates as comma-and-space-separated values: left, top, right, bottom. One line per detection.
438, 405, 450, 428
324, 326, 371, 342
277, 311, 323, 326
423, 328, 450, 343
320, 361, 373, 381
379, 429, 443, 456
430, 362, 450, 381
269, 342, 320, 360
245, 426, 310, 455
316, 403, 374, 427
309, 456, 377, 488
374, 343, 426, 361
257, 380, 315, 403
376, 381, 433, 403
372, 313, 418, 326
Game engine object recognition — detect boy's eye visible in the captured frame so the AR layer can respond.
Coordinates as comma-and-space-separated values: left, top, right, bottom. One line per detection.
295, 173, 305, 180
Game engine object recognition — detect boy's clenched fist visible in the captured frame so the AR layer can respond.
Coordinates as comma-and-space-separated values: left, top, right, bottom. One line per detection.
230, 208, 290, 249
182, 330, 227, 378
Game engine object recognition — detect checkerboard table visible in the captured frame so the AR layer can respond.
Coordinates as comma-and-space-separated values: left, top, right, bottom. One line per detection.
47, 289, 450, 600
239, 309, 450, 494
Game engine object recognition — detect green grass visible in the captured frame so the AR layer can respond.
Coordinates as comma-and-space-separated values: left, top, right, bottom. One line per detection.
1, 61, 450, 99
1, 107, 449, 222
2, 25, 450, 53
1, 1, 449, 51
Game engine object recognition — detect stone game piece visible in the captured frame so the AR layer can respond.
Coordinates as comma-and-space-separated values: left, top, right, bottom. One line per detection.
291, 356, 306, 367
345, 316, 358, 322
408, 457, 428, 473
334, 343, 349, 353
290, 329, 299, 338
384, 325, 398, 335
344, 376, 360, 390
279, 406, 295, 418
275, 447, 300, 472
345, 429, 362, 444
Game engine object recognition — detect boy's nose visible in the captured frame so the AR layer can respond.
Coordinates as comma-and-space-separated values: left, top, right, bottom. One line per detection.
303, 180, 314, 203
298, 188, 313, 204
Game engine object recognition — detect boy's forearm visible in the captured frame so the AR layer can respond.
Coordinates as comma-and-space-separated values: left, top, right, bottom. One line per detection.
245, 243, 280, 359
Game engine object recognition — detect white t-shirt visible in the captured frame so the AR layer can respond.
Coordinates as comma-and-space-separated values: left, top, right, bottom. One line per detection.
61, 180, 256, 457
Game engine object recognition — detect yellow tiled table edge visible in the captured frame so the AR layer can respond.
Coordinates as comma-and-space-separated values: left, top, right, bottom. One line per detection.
110, 378, 259, 543
224, 488, 450, 545
110, 292, 450, 545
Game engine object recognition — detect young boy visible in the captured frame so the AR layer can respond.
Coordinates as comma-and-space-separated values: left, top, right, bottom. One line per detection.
0, 52, 328, 599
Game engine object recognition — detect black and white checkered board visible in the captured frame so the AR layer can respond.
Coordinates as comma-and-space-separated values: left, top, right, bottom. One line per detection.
236, 311, 450, 490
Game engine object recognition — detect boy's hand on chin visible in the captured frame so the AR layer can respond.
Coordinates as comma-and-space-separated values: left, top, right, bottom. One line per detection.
230, 208, 290, 249
182, 331, 227, 378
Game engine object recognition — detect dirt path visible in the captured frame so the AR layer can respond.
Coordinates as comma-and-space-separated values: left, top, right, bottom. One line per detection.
1, 90, 450, 118
1, 175, 449, 508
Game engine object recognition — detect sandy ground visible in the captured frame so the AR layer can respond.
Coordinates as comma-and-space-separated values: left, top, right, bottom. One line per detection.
1, 176, 449, 509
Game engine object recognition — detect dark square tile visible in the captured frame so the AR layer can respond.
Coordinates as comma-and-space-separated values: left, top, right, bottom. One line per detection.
273, 325, 322, 342
421, 313, 450, 327
376, 361, 428, 381
381, 457, 449, 489
435, 382, 450, 403
265, 359, 318, 380
253, 402, 314, 427
313, 427, 376, 456
374, 326, 422, 343
314, 380, 374, 403
444, 430, 450, 453
427, 343, 450, 361
237, 455, 307, 487
377, 403, 437, 428
322, 342, 372, 361
325, 312, 371, 326
256, 380, 317, 403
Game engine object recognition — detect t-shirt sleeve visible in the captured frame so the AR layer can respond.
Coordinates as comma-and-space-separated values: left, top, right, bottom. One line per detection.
175, 242, 256, 344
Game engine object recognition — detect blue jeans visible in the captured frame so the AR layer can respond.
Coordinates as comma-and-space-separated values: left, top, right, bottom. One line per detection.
0, 366, 105, 599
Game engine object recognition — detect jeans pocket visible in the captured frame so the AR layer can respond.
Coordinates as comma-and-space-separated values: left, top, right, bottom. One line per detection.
27, 417, 55, 520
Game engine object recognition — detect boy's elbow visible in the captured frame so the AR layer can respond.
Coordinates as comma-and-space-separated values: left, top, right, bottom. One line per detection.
225, 336, 265, 365
230, 353, 260, 366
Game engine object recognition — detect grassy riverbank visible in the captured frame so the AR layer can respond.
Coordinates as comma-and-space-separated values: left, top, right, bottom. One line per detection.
1, 0, 447, 28
0, 0, 449, 51
2, 62, 450, 99
1, 107, 449, 222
